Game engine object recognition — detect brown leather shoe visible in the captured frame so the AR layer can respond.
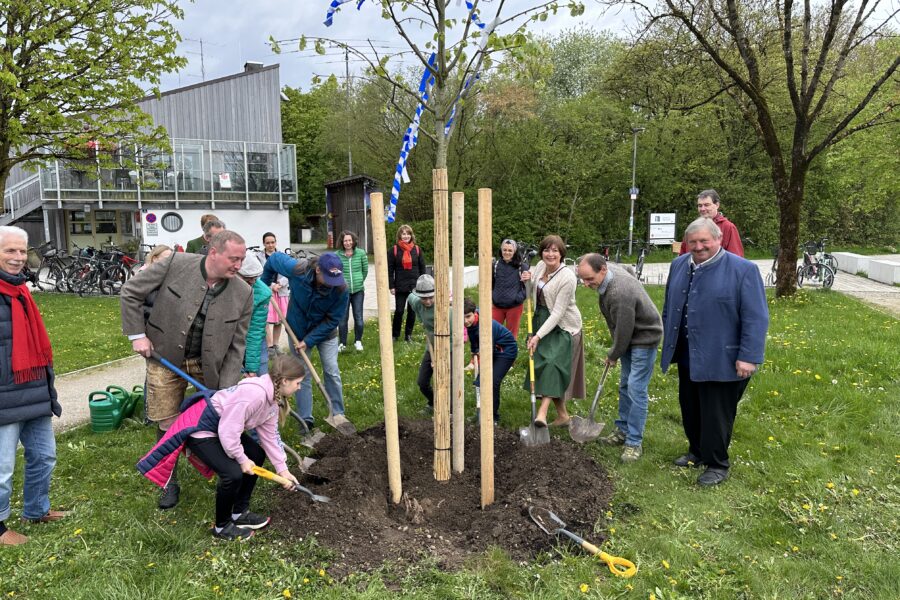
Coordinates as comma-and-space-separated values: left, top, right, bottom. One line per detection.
22, 509, 68, 524
0, 529, 29, 545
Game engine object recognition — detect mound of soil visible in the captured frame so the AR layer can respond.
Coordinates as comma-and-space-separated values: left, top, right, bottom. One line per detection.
270, 419, 614, 575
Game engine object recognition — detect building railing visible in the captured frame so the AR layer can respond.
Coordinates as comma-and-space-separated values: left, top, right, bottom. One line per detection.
37, 138, 298, 209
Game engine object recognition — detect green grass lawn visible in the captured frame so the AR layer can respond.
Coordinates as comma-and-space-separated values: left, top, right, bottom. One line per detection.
3, 288, 898, 599
34, 294, 132, 374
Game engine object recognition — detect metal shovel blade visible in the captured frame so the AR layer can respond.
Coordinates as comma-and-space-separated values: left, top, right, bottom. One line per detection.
326, 413, 357, 437
293, 483, 330, 503
289, 409, 325, 448
569, 363, 611, 444
520, 421, 551, 447
529, 505, 565, 535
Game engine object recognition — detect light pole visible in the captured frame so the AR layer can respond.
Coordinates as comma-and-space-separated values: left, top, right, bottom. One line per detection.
628, 126, 645, 256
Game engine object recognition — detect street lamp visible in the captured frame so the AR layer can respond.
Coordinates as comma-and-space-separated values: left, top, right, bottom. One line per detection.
628, 126, 645, 256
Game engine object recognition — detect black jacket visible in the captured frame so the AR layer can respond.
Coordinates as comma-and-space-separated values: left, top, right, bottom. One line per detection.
0, 270, 60, 426
492, 259, 528, 308
387, 244, 426, 293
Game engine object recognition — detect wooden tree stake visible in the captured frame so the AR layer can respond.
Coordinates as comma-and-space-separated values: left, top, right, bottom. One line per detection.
478, 187, 495, 507
451, 191, 465, 473
369, 192, 402, 503
432, 168, 451, 482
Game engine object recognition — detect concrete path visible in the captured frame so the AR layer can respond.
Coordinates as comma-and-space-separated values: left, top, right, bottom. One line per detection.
49, 248, 900, 434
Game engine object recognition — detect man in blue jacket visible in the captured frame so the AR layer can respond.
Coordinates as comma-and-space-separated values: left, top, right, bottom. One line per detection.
661, 217, 768, 486
262, 252, 349, 430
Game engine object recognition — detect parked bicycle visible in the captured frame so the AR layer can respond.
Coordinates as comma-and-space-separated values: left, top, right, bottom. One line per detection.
804, 238, 838, 272
34, 241, 75, 292
633, 241, 653, 282
764, 246, 779, 287
797, 243, 835, 289
597, 239, 626, 263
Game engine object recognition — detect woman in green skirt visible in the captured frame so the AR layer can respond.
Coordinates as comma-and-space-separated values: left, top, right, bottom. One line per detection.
525, 235, 585, 427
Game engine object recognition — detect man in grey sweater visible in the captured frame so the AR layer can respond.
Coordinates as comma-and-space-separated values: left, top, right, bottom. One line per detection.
577, 254, 662, 462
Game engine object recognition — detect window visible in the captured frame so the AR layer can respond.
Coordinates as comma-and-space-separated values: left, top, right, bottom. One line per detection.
95, 211, 117, 234
161, 212, 183, 233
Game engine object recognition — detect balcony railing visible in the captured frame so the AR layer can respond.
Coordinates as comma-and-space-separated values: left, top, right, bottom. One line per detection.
38, 138, 298, 209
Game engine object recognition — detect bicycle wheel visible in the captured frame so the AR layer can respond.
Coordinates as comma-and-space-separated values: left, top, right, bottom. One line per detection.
819, 264, 835, 289
101, 264, 129, 295
797, 265, 809, 287
822, 253, 838, 272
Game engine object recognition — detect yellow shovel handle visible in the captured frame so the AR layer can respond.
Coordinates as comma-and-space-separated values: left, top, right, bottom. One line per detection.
251, 465, 291, 486
581, 540, 637, 578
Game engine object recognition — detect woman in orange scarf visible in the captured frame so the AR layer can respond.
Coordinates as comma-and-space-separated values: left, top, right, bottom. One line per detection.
387, 225, 427, 342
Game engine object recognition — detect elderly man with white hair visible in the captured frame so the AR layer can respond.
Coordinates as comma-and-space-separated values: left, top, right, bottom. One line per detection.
661, 217, 768, 486
0, 226, 65, 545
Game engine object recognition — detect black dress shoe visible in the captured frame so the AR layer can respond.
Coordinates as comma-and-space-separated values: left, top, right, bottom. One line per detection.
697, 467, 729, 486
158, 483, 180, 509
673, 453, 703, 468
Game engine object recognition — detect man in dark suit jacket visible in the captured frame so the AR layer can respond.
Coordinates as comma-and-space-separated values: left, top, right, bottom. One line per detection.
120, 230, 253, 508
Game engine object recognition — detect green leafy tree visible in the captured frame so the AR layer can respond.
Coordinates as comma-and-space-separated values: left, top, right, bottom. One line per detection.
609, 0, 899, 295
0, 0, 186, 210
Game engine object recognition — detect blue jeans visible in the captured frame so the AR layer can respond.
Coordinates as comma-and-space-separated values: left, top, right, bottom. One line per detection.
293, 335, 344, 425
0, 416, 56, 521
257, 338, 269, 376
615, 346, 658, 447
339, 291, 365, 346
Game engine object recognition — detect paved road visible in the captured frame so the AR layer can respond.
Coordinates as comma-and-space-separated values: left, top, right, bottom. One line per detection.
48, 249, 899, 433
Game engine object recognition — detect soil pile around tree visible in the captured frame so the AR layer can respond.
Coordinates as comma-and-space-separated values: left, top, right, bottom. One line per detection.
270, 418, 615, 575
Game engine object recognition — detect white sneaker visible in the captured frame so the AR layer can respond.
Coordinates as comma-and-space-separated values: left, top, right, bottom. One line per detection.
338, 344, 346, 352
354, 341, 363, 351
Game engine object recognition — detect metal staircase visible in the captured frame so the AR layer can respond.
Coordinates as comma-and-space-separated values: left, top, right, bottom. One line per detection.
1, 173, 43, 226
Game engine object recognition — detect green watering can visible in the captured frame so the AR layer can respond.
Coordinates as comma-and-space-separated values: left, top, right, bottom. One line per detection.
88, 391, 123, 433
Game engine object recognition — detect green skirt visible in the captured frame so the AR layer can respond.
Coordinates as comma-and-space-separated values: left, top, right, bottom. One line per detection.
523, 305, 573, 398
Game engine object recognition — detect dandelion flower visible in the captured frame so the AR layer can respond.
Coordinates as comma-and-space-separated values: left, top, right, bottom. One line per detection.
282, 590, 292, 599
580, 583, 590, 593
661, 560, 670, 569
852, 489, 860, 496
826, 482, 835, 489
318, 569, 326, 577
815, 374, 822, 380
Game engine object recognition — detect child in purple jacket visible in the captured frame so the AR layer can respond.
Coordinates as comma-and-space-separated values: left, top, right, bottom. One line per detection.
186, 355, 305, 541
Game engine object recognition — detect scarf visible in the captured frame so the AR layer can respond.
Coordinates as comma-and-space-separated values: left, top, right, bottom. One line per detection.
397, 240, 415, 270
0, 277, 53, 383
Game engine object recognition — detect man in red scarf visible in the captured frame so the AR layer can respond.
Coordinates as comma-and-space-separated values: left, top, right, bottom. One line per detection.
0, 226, 64, 546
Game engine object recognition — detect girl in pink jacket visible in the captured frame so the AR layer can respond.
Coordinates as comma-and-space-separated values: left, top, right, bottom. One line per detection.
186, 355, 304, 541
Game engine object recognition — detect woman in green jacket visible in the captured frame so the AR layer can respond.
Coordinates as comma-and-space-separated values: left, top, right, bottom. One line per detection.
338, 230, 369, 351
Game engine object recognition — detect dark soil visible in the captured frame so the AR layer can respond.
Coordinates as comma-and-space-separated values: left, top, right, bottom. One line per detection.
269, 418, 614, 576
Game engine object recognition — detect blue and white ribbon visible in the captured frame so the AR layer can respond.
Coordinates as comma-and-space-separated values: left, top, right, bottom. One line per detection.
465, 1, 487, 29
444, 13, 497, 137
387, 53, 436, 222
324, 0, 365, 26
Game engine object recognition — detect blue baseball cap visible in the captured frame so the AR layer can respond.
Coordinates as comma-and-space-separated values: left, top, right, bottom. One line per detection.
317, 253, 345, 287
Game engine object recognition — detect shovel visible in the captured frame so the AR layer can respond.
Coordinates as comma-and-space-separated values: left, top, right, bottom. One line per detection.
268, 297, 357, 437
519, 298, 550, 447
474, 355, 481, 424
529, 506, 636, 578
149, 352, 317, 467
251, 466, 330, 503
569, 362, 611, 443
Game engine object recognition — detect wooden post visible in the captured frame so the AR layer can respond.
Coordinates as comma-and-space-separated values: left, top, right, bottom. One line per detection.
369, 192, 402, 503
451, 191, 465, 473
432, 169, 451, 482
478, 187, 494, 507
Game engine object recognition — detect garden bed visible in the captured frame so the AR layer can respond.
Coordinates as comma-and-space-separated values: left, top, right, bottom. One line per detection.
270, 418, 614, 576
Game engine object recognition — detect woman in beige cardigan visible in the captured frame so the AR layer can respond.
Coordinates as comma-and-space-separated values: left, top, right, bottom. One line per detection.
525, 235, 586, 427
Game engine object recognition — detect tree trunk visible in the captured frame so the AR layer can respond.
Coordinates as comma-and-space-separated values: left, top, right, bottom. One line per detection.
774, 170, 806, 297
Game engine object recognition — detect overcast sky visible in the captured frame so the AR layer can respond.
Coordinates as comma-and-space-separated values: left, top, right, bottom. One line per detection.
158, 0, 633, 92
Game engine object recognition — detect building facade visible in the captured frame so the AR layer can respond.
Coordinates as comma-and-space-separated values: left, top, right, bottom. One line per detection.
2, 62, 297, 254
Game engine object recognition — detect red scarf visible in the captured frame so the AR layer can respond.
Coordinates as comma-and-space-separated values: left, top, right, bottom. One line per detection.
0, 278, 53, 383
397, 240, 415, 270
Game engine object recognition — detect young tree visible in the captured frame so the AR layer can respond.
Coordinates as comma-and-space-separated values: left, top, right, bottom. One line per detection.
614, 0, 898, 295
0, 0, 185, 210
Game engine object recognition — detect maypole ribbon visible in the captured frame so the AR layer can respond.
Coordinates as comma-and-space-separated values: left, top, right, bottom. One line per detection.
388, 52, 437, 222
324, 0, 365, 26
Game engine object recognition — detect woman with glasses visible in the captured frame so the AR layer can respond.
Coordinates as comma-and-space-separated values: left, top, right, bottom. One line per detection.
491, 239, 531, 339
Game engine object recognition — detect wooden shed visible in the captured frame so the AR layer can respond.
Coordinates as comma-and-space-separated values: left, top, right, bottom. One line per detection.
325, 174, 379, 253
